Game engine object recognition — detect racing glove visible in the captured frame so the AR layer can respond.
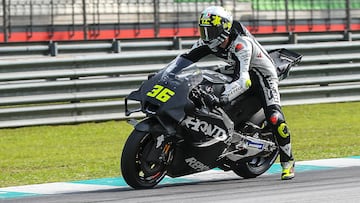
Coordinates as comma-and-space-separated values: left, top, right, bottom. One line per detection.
221, 72, 251, 103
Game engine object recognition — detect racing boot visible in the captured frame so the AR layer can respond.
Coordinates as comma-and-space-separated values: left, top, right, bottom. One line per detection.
281, 160, 295, 180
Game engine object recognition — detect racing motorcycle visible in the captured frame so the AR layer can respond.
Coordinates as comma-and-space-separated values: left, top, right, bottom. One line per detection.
122, 48, 302, 189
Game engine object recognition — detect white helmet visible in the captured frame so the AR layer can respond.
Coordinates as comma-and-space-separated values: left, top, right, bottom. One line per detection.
198, 6, 233, 49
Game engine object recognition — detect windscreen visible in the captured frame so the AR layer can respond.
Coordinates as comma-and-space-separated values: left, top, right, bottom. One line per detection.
163, 56, 194, 75
161, 56, 203, 89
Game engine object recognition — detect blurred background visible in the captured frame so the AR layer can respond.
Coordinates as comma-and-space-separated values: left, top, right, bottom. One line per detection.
1, 0, 360, 128
0, 0, 359, 43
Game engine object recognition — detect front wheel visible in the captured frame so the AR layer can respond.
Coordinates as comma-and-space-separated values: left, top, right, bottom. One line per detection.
121, 129, 171, 189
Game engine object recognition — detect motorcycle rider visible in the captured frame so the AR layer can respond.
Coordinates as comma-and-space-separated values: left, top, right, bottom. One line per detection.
170, 6, 295, 180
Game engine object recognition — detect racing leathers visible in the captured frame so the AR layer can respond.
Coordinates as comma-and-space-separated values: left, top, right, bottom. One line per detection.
175, 22, 294, 163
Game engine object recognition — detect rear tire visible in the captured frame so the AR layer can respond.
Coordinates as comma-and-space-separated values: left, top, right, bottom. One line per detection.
121, 130, 168, 189
232, 148, 279, 179
233, 118, 279, 179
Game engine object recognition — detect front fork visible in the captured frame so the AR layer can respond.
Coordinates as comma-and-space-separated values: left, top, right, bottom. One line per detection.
128, 118, 175, 166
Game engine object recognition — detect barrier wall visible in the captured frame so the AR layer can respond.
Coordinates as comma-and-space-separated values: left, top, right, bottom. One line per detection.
0, 33, 360, 128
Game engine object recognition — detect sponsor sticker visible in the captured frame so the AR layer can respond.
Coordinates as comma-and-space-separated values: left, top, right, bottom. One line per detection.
247, 141, 264, 149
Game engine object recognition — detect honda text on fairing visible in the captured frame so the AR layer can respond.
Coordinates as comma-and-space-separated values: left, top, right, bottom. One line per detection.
122, 48, 302, 189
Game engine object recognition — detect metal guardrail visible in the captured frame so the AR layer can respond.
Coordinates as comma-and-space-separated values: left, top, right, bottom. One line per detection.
0, 38, 360, 128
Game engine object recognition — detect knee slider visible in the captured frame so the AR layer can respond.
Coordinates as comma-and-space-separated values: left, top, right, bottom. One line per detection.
269, 110, 285, 126
269, 111, 290, 138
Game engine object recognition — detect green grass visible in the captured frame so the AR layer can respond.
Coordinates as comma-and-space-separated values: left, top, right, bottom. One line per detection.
0, 121, 133, 187
1, 102, 360, 187
283, 102, 360, 160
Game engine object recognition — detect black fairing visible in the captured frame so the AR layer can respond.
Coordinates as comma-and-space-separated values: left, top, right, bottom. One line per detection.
127, 69, 194, 123
166, 110, 229, 177
126, 63, 232, 177
166, 138, 226, 177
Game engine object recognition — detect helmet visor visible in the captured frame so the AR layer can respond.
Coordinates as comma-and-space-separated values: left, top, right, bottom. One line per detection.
199, 26, 223, 43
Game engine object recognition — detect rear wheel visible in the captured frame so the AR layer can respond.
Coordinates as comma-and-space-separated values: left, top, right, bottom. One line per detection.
121, 130, 172, 189
232, 121, 279, 179
232, 148, 279, 179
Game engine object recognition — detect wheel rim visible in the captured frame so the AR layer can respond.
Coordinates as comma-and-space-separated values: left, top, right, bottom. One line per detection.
247, 149, 278, 173
247, 128, 279, 171
134, 133, 168, 185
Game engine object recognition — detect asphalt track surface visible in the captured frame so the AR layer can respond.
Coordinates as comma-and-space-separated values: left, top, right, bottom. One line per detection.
3, 166, 360, 203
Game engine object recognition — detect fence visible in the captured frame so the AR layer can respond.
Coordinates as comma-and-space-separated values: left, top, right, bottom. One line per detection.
1, 0, 360, 42
0, 34, 360, 128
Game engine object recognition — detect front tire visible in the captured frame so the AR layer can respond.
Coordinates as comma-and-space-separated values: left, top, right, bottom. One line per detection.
121, 130, 169, 189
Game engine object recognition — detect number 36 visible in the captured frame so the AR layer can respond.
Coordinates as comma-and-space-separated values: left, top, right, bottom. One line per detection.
146, 85, 175, 102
